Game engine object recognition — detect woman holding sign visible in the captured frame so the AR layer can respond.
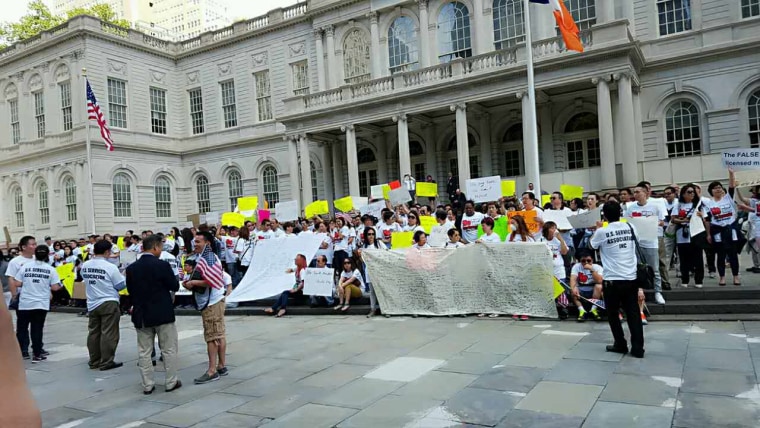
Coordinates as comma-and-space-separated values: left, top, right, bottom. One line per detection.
265, 254, 307, 318
670, 184, 707, 288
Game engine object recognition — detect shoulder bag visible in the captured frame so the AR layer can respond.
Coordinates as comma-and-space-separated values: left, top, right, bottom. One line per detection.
627, 223, 655, 290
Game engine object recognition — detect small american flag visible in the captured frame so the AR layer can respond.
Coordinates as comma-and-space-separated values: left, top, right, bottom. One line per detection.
556, 292, 569, 308
586, 298, 606, 311
195, 244, 225, 290
86, 79, 114, 151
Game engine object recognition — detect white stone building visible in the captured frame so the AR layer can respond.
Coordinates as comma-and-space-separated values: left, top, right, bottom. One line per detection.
0, 0, 759, 238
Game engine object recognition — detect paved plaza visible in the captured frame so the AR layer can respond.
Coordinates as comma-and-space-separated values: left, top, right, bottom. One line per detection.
30, 313, 760, 428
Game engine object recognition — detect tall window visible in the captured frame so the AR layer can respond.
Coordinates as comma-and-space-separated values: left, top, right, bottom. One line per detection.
343, 29, 371, 84
196, 175, 211, 213
414, 163, 426, 182
504, 149, 521, 176
38, 182, 49, 225
567, 0, 597, 31
60, 82, 72, 131
107, 78, 128, 128
150, 87, 167, 134
188, 88, 204, 135
220, 81, 237, 128
33, 92, 45, 138
112, 173, 132, 218
743, 0, 760, 18
567, 141, 584, 170
438, 2, 472, 62
493, 0, 525, 49
657, 0, 692, 36
12, 187, 23, 228
292, 62, 310, 96
310, 161, 319, 201
254, 71, 273, 121
155, 177, 172, 218
262, 165, 279, 208
749, 90, 760, 148
666, 101, 701, 158
228, 170, 243, 211
388, 16, 419, 74
9, 99, 20, 144
64, 177, 77, 222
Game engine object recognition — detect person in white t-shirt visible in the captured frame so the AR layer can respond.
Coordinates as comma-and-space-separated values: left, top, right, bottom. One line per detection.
6, 236, 37, 308
624, 183, 666, 305
569, 250, 604, 322
403, 213, 425, 234
507, 215, 535, 243
445, 228, 466, 248
313, 222, 334, 267
539, 221, 569, 281
335, 258, 365, 312
412, 231, 431, 249
376, 211, 401, 246
332, 217, 351, 277
13, 246, 61, 362
461, 201, 485, 244
476, 217, 502, 243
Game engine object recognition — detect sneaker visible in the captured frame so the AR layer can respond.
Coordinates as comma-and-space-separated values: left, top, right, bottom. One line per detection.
32, 355, 47, 363
654, 292, 666, 305
217, 367, 229, 376
694, 283, 703, 289
577, 310, 586, 322
520, 315, 529, 321
641, 312, 648, 326
194, 372, 220, 384
709, 272, 716, 279
21, 352, 30, 360
40, 349, 49, 357
590, 308, 601, 320
680, 281, 689, 288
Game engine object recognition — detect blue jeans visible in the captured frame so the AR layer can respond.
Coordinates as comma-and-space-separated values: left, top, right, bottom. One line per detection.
227, 262, 240, 286
639, 246, 661, 293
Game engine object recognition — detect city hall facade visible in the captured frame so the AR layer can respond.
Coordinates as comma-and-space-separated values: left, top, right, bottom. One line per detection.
0, 0, 759, 236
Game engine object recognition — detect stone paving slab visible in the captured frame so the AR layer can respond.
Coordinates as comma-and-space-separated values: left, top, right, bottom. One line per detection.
674, 392, 760, 428
583, 401, 674, 428
515, 381, 603, 417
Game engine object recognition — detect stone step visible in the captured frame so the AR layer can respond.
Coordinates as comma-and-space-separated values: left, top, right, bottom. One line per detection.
646, 299, 760, 315
645, 287, 760, 301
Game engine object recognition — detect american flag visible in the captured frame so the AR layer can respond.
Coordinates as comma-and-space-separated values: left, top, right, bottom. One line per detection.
195, 243, 225, 290
86, 79, 114, 151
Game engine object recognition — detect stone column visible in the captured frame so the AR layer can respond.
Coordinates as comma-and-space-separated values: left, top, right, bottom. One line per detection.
518, 91, 539, 190
287, 136, 301, 206
624, 0, 636, 36
451, 103, 471, 181
298, 135, 313, 204
614, 72, 638, 186
76, 162, 86, 233
418, 0, 432, 67
376, 132, 389, 184
46, 167, 57, 234
21, 172, 31, 233
393, 114, 411, 179
321, 143, 334, 204
478, 112, 493, 177
598, 0, 615, 24
472, 0, 488, 55
593, 75, 616, 190
332, 141, 345, 197
314, 29, 326, 92
423, 124, 437, 179
325, 25, 337, 89
369, 12, 382, 78
530, 0, 555, 40
0, 177, 6, 236
539, 104, 554, 174
633, 89, 644, 161
342, 125, 360, 196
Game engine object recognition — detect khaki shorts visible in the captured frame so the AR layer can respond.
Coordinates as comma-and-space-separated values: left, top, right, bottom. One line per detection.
346, 284, 363, 299
201, 300, 226, 343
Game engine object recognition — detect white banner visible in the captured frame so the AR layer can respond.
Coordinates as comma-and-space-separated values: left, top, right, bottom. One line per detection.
226, 234, 324, 302
276, 200, 300, 222
568, 207, 602, 229
722, 149, 760, 171
303, 267, 335, 297
542, 209, 573, 230
389, 188, 412, 206
465, 175, 502, 203
363, 244, 556, 317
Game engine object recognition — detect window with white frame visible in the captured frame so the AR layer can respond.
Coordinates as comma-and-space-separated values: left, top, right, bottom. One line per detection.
64, 177, 77, 222
9, 99, 20, 145
38, 182, 49, 225
504, 149, 521, 176
33, 91, 45, 138
220, 80, 237, 128
566, 0, 596, 31
60, 82, 72, 131
13, 187, 23, 228
107, 78, 128, 128
196, 175, 211, 213
254, 71, 273, 122
566, 140, 585, 170
493, 0, 525, 49
657, 0, 692, 36
112, 173, 132, 218
310, 162, 319, 201
743, 0, 760, 18
666, 100, 701, 158
262, 165, 279, 208
154, 177, 172, 218
388, 16, 419, 74
343, 29, 371, 84
437, 2, 472, 63
749, 90, 760, 148
189, 88, 204, 134
228, 170, 243, 211
291, 61, 310, 96
150, 87, 167, 134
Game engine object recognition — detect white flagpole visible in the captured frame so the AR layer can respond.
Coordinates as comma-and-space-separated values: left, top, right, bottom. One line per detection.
523, 0, 542, 197
82, 68, 97, 235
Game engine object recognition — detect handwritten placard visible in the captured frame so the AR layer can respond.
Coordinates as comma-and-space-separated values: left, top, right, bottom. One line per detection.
508, 210, 539, 235
568, 207, 602, 229
303, 267, 335, 297
465, 175, 502, 203
416, 182, 438, 197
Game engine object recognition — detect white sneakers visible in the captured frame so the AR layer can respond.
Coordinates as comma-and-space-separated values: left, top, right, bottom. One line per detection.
655, 292, 666, 305
694, 284, 703, 288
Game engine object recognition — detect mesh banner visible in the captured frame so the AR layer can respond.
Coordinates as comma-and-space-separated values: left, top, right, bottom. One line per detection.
363, 243, 557, 317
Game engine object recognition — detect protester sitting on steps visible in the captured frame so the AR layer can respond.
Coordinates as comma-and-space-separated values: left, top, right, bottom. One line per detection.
570, 249, 604, 322
335, 258, 364, 312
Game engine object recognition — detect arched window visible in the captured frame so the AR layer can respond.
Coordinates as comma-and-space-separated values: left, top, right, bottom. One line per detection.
750, 90, 760, 148
12, 187, 24, 228
493, 0, 525, 49
566, 0, 597, 31
112, 173, 132, 218
343, 29, 371, 84
155, 177, 172, 218
388, 16, 419, 73
564, 112, 598, 133
564, 112, 600, 169
666, 101, 701, 158
64, 177, 77, 222
38, 182, 49, 225
228, 170, 243, 211
437, 2, 472, 63
358, 148, 377, 164
262, 165, 279, 208
196, 175, 211, 213
310, 161, 319, 202
657, 0, 692, 36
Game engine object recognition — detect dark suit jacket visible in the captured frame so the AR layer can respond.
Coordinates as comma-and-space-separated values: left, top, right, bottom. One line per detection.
126, 253, 179, 329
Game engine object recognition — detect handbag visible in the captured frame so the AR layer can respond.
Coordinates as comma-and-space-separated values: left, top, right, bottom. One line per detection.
627, 224, 655, 290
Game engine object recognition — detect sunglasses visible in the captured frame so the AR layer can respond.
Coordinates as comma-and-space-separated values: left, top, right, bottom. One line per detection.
343, 261, 351, 265
581, 259, 593, 263
685, 190, 694, 194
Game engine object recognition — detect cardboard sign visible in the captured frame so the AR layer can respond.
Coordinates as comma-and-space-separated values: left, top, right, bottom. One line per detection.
72, 281, 86, 300
334, 196, 354, 213
560, 184, 584, 201
221, 212, 245, 228
258, 209, 270, 221
237, 196, 259, 218
568, 207, 602, 229
501, 180, 516, 197
722, 149, 760, 171
466, 176, 502, 203
305, 200, 329, 218
371, 185, 385, 200
389, 188, 412, 207
55, 264, 76, 297
206, 212, 220, 225
419, 216, 436, 234
542, 210, 573, 231
303, 267, 335, 297
352, 197, 368, 211
416, 182, 438, 197
3, 226, 11, 244
508, 210, 540, 235
187, 214, 207, 228
391, 231, 414, 249
276, 200, 299, 222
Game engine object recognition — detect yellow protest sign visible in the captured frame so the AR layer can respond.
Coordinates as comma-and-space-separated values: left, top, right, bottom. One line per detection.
553, 277, 566, 299
419, 216, 436, 234
501, 180, 516, 197
117, 236, 126, 250
305, 200, 329, 218
334, 196, 354, 213
391, 231, 414, 249
56, 264, 76, 297
382, 184, 391, 200
541, 195, 551, 206
508, 210, 540, 235
221, 212, 245, 228
561, 184, 584, 201
416, 182, 438, 197
237, 196, 258, 212
119, 288, 129, 296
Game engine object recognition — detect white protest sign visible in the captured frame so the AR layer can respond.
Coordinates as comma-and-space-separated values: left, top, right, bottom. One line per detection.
690, 211, 706, 237
722, 149, 760, 171
465, 176, 502, 203
568, 207, 602, 229
370, 184, 385, 200
120, 251, 137, 266
303, 267, 335, 297
352, 196, 368, 211
361, 200, 385, 220
205, 212, 220, 225
389, 187, 412, 207
625, 216, 659, 242
734, 170, 760, 189
275, 200, 300, 222
183, 222, 194, 229
542, 210, 573, 230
